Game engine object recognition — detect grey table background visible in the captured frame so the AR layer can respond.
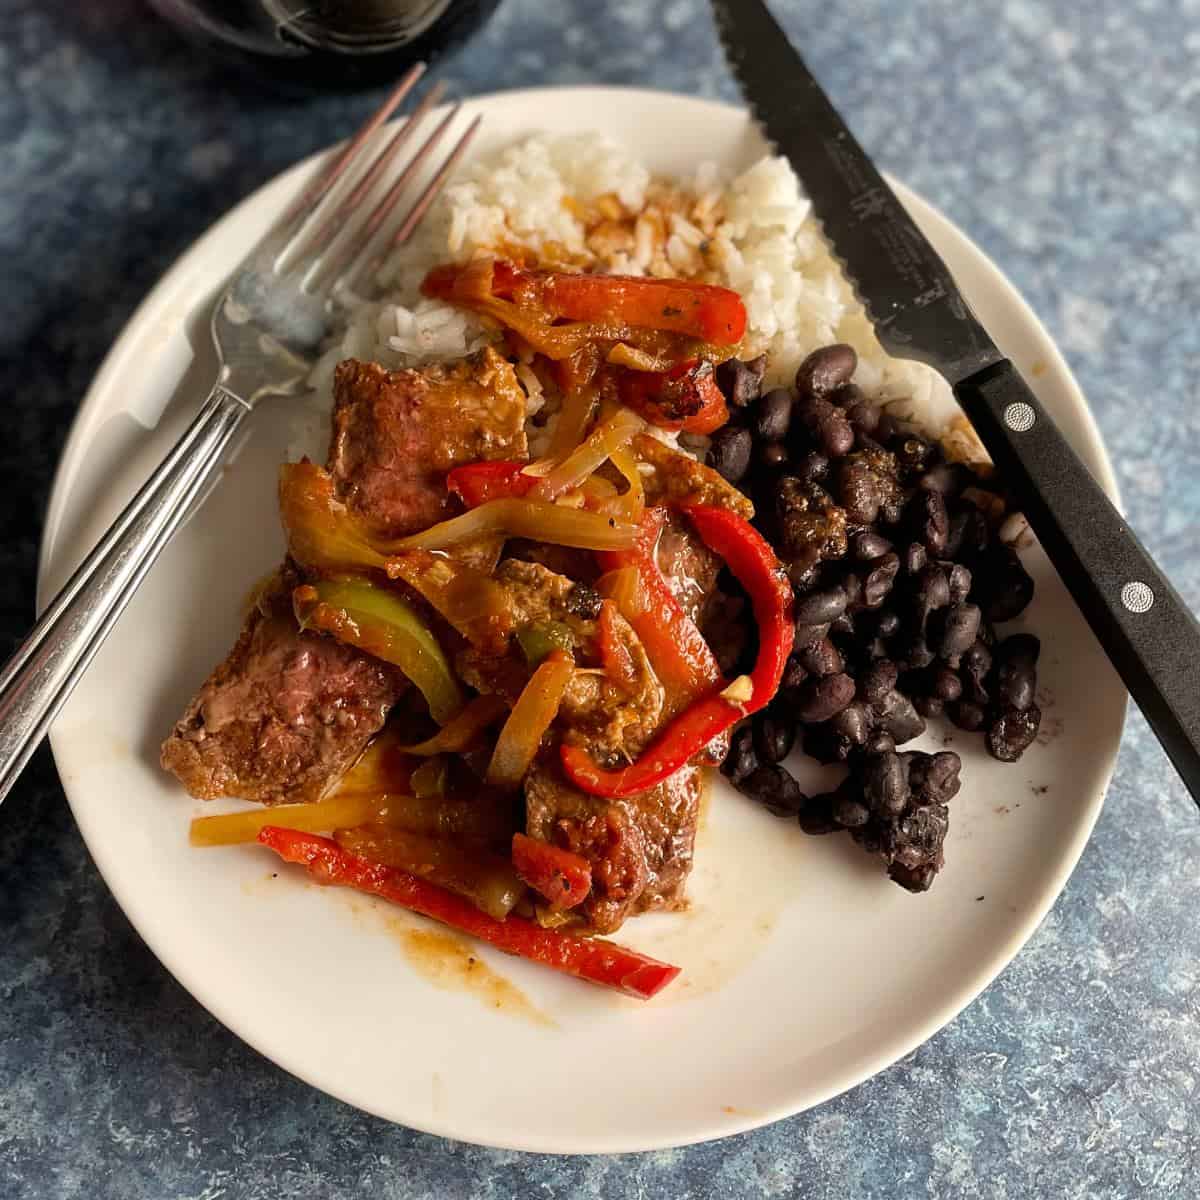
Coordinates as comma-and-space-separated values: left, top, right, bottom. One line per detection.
3, 0, 1199, 1195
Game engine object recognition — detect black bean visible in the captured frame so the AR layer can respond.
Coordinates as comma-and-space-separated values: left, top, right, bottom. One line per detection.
798, 637, 844, 677
986, 705, 1042, 762
911, 751, 962, 806
907, 489, 949, 555
875, 611, 901, 640
828, 700, 874, 747
740, 764, 808, 816
852, 530, 893, 562
863, 553, 901, 608
798, 792, 840, 835
931, 667, 963, 702
988, 633, 1036, 705
758, 440, 790, 470
977, 546, 1035, 622
833, 793, 871, 828
889, 862, 937, 893
996, 632, 1041, 666
863, 729, 897, 756
793, 620, 831, 650
994, 661, 1036, 712
841, 572, 864, 608
859, 659, 899, 706
802, 725, 850, 764
950, 700, 986, 731
945, 562, 971, 604
862, 751, 910, 817
938, 602, 982, 663
715, 354, 767, 408
820, 411, 855, 457
903, 543, 927, 576
796, 673, 856, 722
961, 675, 990, 707
829, 612, 855, 637
707, 426, 753, 483
875, 413, 902, 443
845, 400, 881, 437
753, 710, 796, 765
795, 343, 857, 398
901, 635, 936, 670
721, 723, 759, 785
793, 586, 848, 625
792, 391, 829, 431
948, 505, 990, 560
787, 560, 822, 594
919, 462, 972, 497
795, 450, 830, 485
752, 388, 794, 441
875, 690, 926, 744
914, 695, 944, 718
961, 639, 992, 683
914, 564, 951, 615
781, 654, 808, 690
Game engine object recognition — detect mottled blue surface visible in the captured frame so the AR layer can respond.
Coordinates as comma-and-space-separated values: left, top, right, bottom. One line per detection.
2, 0, 1200, 1195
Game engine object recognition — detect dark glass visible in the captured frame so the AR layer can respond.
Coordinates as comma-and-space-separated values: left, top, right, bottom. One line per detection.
148, 0, 502, 91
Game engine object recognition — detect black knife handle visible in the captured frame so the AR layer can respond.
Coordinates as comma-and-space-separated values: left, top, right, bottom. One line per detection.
955, 360, 1200, 805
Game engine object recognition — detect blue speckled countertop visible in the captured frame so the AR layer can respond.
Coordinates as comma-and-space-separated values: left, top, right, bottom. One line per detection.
3, 0, 1200, 1195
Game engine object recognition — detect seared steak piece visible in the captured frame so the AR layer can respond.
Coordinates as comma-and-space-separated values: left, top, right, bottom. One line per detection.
330, 347, 527, 538
525, 762, 702, 934
161, 569, 405, 803
656, 512, 721, 627
455, 559, 665, 762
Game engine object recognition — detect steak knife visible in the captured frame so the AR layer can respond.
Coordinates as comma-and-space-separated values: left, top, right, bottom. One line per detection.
711, 0, 1200, 806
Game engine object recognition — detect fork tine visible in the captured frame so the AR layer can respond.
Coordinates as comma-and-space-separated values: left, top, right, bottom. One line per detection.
277, 62, 425, 236
295, 80, 448, 276
388, 113, 483, 249
335, 111, 482, 295
320, 102, 467, 293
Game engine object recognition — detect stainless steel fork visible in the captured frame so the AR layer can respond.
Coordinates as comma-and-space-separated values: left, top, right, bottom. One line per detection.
0, 63, 481, 804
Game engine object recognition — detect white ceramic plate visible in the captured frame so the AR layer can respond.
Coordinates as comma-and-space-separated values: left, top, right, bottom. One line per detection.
40, 88, 1125, 1154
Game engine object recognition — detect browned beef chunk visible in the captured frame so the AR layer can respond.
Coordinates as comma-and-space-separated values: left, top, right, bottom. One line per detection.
525, 762, 702, 934
161, 568, 405, 804
329, 348, 527, 538
656, 512, 721, 626
455, 559, 664, 762
655, 510, 741, 758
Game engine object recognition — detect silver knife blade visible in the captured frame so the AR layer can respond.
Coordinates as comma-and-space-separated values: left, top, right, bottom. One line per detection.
711, 0, 1002, 387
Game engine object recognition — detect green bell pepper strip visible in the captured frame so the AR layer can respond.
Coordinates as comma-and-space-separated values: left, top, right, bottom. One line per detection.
294, 578, 464, 724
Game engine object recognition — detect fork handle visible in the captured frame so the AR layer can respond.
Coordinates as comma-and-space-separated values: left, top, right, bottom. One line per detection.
0, 386, 248, 805
955, 360, 1200, 805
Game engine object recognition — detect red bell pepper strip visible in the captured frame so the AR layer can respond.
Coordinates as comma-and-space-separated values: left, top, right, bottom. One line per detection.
596, 599, 639, 691
446, 461, 536, 507
596, 507, 722, 704
620, 359, 729, 435
565, 505, 794, 798
511, 832, 592, 911
426, 260, 747, 346
258, 827, 680, 1000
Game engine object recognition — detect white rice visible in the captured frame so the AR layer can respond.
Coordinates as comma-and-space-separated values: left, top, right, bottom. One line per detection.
295, 132, 965, 460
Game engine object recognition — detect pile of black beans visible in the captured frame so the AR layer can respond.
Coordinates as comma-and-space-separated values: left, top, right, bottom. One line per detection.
710, 345, 1042, 892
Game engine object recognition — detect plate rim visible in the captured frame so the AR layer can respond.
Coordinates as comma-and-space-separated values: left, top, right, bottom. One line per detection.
39, 85, 1124, 1154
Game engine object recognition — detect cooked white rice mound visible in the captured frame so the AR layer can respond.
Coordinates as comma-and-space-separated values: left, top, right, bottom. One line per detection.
304, 131, 960, 454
